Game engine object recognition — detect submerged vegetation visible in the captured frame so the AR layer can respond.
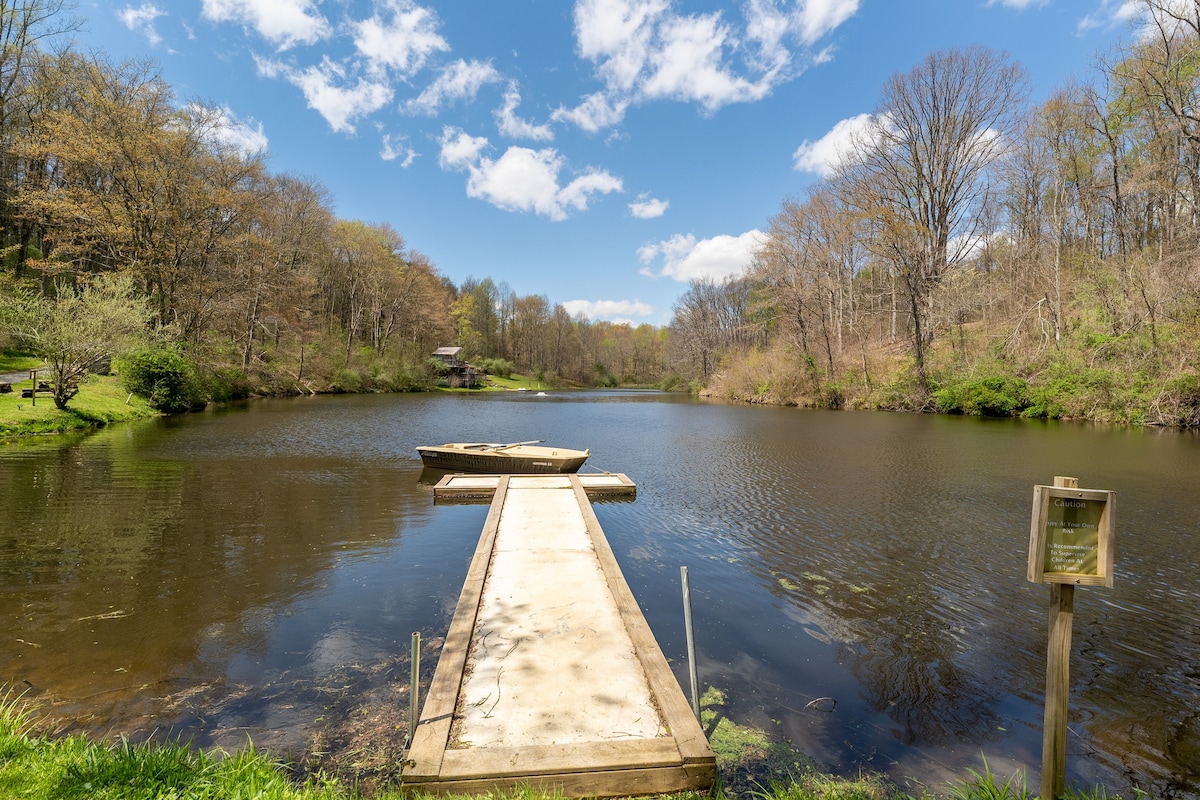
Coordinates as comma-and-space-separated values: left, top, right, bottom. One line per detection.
0, 689, 1145, 800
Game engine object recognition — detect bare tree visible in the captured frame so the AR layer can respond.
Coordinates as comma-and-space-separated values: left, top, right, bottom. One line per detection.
0, 0, 79, 270
668, 276, 750, 381
839, 45, 1029, 386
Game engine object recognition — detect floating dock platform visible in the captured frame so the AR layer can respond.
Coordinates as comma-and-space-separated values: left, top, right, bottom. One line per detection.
403, 474, 715, 797
431, 471, 637, 502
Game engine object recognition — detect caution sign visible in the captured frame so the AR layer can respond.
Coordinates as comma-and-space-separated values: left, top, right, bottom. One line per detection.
1027, 485, 1115, 587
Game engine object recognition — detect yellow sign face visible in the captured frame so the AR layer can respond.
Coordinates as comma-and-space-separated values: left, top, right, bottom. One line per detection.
1043, 496, 1103, 575
1028, 486, 1115, 587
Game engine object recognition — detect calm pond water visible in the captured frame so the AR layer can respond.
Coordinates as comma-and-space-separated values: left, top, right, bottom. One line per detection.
1, 391, 1198, 796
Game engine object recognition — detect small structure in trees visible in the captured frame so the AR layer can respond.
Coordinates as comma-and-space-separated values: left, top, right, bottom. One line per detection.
432, 346, 482, 388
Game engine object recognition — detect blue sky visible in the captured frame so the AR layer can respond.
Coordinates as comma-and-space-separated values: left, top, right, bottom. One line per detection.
82, 0, 1139, 326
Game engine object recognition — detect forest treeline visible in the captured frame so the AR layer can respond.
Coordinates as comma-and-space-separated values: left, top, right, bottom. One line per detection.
4, 0, 1200, 426
0, 1, 672, 405
669, 1, 1200, 427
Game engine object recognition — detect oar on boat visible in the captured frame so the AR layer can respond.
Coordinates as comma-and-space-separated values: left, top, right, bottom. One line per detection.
489, 439, 544, 451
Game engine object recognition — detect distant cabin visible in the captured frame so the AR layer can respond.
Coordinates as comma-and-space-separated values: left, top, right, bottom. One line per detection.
432, 346, 483, 388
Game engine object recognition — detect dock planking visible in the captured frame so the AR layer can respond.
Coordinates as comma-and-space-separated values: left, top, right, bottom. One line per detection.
403, 474, 715, 798
431, 471, 636, 502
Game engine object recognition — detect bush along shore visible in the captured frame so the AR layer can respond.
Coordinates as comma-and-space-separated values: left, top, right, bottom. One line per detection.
0, 350, 566, 439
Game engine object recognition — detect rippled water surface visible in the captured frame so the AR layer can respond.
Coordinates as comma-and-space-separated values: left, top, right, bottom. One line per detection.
1, 392, 1198, 796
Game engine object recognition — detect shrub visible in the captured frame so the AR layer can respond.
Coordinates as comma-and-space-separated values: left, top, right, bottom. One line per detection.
934, 376, 1029, 417
476, 357, 514, 378
120, 347, 205, 413
204, 367, 253, 403
1153, 373, 1200, 427
330, 367, 363, 393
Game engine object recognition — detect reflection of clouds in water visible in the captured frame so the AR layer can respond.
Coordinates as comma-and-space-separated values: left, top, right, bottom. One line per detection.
307, 623, 373, 674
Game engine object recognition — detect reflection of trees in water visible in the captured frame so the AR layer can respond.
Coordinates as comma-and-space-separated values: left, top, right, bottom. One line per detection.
842, 599, 1005, 746
773, 565, 1009, 747
0, 431, 439, 747
1071, 613, 1200, 796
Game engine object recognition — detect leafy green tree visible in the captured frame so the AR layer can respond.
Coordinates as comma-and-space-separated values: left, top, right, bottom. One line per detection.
0, 274, 149, 408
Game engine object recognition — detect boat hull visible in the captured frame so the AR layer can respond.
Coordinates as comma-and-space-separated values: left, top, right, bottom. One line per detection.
416, 443, 589, 474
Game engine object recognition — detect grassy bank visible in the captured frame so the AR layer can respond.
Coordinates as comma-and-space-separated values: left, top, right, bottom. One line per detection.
0, 368, 158, 438
0, 690, 1142, 800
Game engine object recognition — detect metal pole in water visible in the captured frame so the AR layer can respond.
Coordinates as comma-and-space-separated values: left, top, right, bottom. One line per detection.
409, 631, 420, 746
681, 566, 701, 721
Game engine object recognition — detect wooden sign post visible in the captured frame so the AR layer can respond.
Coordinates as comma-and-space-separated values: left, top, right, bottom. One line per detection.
1027, 476, 1115, 800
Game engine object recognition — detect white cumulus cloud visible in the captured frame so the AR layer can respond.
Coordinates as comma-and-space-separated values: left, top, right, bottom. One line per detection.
351, 0, 449, 78
792, 112, 875, 176
438, 126, 490, 169
638, 230, 763, 282
438, 128, 622, 220
277, 57, 392, 133
561, 298, 655, 322
557, 0, 860, 130
201, 0, 330, 50
629, 194, 668, 219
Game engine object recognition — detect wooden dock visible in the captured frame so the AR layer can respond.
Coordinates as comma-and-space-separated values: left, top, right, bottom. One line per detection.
403, 474, 715, 797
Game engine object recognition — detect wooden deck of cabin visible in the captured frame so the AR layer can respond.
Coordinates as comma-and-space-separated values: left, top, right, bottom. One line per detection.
403, 474, 715, 798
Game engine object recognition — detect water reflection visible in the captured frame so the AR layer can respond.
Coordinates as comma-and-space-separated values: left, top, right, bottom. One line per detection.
1, 394, 1199, 796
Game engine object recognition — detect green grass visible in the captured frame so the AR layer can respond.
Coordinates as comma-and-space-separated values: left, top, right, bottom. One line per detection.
0, 685, 1157, 800
474, 373, 551, 392
0, 372, 158, 438
0, 352, 42, 374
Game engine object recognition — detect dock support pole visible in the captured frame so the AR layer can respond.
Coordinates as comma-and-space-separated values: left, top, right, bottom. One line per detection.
409, 631, 421, 746
681, 566, 701, 721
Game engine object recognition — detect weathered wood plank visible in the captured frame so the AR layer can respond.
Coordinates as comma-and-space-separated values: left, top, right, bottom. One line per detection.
440, 739, 683, 778
571, 476, 713, 765
406, 476, 510, 779
404, 763, 713, 798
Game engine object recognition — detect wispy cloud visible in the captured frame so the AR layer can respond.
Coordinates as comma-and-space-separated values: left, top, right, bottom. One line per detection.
561, 298, 655, 321
1076, 0, 1142, 35
985, 0, 1048, 9
551, 91, 630, 133
405, 59, 502, 115
495, 82, 554, 141
380, 131, 418, 167
638, 230, 763, 282
438, 127, 622, 220
118, 2, 165, 47
193, 104, 269, 157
